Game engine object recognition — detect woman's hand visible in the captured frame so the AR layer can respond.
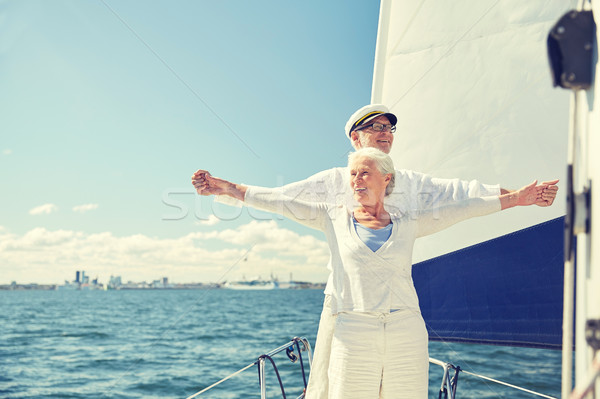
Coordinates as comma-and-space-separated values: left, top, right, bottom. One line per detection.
515, 180, 540, 206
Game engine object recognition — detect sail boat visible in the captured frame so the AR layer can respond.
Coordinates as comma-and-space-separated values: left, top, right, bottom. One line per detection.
189, 1, 599, 397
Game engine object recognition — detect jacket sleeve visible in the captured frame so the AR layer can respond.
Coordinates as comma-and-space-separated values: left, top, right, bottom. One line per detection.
215, 168, 343, 207
389, 169, 500, 214
244, 186, 329, 231
415, 196, 501, 238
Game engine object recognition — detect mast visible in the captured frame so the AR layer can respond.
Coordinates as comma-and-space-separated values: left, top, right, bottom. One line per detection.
564, 1, 600, 397
546, 1, 599, 396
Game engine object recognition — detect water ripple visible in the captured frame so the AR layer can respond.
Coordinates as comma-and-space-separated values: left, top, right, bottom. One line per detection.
0, 290, 561, 398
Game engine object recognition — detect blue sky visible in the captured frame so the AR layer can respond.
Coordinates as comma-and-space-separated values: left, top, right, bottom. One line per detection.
0, 1, 381, 284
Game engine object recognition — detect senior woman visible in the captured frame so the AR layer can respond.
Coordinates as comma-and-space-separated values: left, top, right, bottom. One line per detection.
192, 147, 547, 398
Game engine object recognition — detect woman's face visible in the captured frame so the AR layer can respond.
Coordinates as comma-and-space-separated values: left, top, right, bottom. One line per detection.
349, 156, 390, 206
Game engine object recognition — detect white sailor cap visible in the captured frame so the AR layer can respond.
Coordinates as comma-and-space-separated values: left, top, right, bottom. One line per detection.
344, 104, 398, 138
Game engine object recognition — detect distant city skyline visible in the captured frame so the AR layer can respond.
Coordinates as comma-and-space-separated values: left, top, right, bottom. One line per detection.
1, 269, 325, 291
5, 265, 323, 286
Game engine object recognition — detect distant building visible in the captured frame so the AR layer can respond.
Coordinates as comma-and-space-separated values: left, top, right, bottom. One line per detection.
108, 275, 122, 290
56, 270, 104, 290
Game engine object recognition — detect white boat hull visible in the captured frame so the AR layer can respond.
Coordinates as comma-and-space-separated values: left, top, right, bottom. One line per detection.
223, 281, 279, 290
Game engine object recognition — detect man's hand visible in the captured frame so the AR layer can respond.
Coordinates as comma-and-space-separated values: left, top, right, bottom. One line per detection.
500, 179, 559, 209
191, 169, 246, 200
191, 169, 230, 196
515, 179, 559, 207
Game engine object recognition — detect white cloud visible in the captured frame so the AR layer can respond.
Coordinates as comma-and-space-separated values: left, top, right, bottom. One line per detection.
0, 221, 330, 285
2, 149, 12, 156
29, 204, 58, 215
195, 220, 327, 257
72, 203, 99, 213
195, 214, 219, 226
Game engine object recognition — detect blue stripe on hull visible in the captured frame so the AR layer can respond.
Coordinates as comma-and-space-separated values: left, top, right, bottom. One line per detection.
413, 216, 567, 350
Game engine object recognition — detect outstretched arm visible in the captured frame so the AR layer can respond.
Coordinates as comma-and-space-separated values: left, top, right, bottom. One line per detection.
192, 170, 247, 201
500, 179, 559, 207
499, 180, 559, 209
201, 168, 344, 208
405, 170, 557, 211
416, 180, 558, 238
191, 169, 328, 231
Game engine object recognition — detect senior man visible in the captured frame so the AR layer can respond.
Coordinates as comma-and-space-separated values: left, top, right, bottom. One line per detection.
193, 104, 558, 398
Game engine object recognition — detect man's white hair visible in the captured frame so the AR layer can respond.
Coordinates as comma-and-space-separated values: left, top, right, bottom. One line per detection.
348, 148, 396, 196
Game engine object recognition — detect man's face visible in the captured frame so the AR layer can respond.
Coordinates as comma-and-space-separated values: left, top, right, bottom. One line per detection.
351, 115, 394, 154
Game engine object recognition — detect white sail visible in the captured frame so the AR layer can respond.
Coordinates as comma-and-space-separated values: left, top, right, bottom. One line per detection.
372, 0, 575, 263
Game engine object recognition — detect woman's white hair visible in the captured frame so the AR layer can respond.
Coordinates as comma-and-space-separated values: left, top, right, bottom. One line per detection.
348, 148, 396, 196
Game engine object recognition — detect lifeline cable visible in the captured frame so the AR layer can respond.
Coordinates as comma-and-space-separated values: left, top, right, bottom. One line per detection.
460, 369, 557, 399
185, 362, 256, 399
188, 337, 309, 398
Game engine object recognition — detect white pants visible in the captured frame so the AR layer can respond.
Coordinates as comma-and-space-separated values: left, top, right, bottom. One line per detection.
305, 296, 336, 399
306, 297, 429, 399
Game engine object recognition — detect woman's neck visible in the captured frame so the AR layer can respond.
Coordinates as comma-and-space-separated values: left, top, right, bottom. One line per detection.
353, 202, 391, 229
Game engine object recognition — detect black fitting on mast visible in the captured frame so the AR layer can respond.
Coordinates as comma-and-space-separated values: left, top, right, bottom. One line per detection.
585, 319, 600, 351
547, 10, 596, 90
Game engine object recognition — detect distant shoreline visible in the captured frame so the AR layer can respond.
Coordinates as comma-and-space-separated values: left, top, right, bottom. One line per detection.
0, 282, 327, 291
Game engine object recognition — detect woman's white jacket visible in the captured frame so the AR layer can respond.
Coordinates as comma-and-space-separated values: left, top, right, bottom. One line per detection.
244, 187, 501, 314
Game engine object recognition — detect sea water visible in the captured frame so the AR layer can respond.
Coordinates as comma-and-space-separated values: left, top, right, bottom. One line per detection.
0, 289, 560, 398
